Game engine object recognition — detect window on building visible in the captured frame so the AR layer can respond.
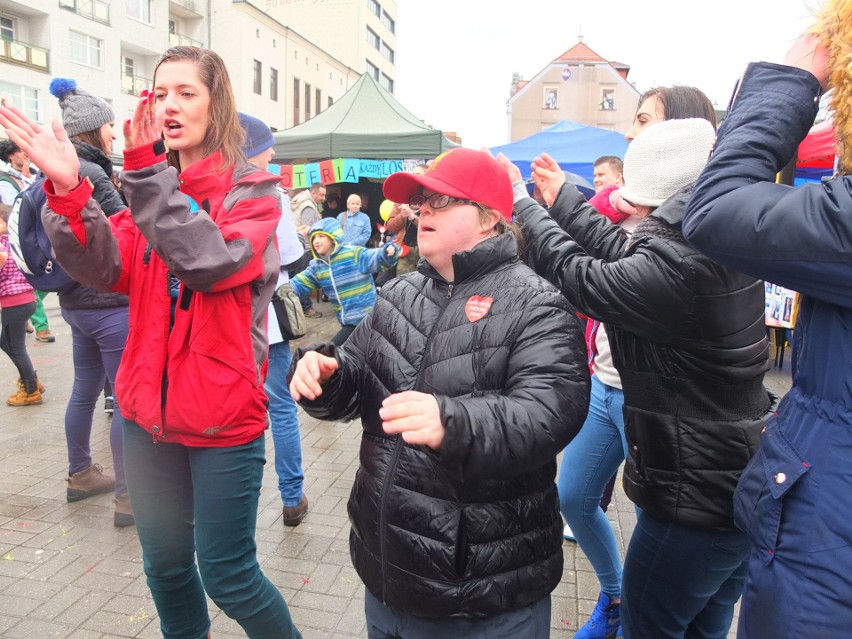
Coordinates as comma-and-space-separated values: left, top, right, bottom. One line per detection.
0, 81, 39, 121
69, 30, 102, 68
270, 67, 278, 102
305, 82, 311, 120
366, 60, 380, 81
293, 78, 300, 125
328, 96, 333, 109
168, 19, 176, 34
380, 41, 394, 63
123, 56, 134, 77
1, 16, 16, 41
126, 0, 152, 23
366, 27, 379, 50
368, 0, 380, 18
253, 59, 262, 95
543, 87, 558, 110
380, 73, 393, 93
600, 88, 615, 111
381, 10, 395, 33
315, 88, 321, 114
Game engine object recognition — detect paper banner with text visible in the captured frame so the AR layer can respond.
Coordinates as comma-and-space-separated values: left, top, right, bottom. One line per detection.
275, 158, 424, 188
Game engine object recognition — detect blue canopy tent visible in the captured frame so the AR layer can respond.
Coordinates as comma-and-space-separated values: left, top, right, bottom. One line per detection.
490, 121, 629, 184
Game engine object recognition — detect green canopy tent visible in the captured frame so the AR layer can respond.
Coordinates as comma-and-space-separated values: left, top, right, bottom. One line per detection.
271, 73, 458, 161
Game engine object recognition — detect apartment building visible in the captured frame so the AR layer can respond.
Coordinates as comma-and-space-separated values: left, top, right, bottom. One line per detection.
0, 0, 397, 155
508, 39, 641, 141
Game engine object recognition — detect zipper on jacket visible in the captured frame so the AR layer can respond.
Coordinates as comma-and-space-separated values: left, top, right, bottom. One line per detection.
326, 259, 346, 325
377, 436, 405, 602
378, 276, 455, 600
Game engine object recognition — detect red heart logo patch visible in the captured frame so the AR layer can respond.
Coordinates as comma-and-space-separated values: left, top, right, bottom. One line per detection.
465, 295, 493, 323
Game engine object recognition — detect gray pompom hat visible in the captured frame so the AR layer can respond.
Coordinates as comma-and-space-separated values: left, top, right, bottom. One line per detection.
49, 78, 114, 137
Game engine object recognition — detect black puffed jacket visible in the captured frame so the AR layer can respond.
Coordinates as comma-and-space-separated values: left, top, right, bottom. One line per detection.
58, 143, 128, 310
295, 232, 589, 617
517, 187, 774, 531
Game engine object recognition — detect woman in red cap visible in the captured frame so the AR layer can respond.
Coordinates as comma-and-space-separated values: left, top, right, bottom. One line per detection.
290, 147, 590, 638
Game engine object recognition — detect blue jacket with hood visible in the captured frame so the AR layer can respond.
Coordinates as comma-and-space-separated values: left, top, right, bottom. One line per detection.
290, 217, 398, 327
683, 61, 852, 639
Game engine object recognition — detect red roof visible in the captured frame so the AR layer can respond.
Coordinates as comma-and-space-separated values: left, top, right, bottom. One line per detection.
554, 41, 608, 63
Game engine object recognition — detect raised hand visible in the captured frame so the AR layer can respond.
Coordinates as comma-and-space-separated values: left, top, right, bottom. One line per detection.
531, 152, 566, 207
496, 152, 523, 183
123, 89, 166, 151
0, 104, 79, 194
783, 33, 829, 88
379, 390, 445, 450
289, 351, 339, 401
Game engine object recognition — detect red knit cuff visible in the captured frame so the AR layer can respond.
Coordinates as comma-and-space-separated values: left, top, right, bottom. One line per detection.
44, 176, 94, 217
123, 141, 167, 171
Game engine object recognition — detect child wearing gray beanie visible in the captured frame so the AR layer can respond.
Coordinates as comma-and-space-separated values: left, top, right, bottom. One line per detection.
49, 78, 114, 137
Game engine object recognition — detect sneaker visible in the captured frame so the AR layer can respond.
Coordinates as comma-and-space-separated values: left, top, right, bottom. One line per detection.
104, 396, 115, 415
282, 494, 309, 526
35, 329, 55, 343
114, 493, 135, 528
575, 592, 621, 639
304, 308, 323, 319
66, 463, 116, 502
564, 523, 576, 541
6, 388, 43, 406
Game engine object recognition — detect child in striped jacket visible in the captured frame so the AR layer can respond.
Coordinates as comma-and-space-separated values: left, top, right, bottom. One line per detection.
290, 217, 397, 345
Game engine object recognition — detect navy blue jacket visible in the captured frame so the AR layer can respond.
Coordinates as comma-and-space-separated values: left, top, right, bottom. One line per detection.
684, 61, 852, 639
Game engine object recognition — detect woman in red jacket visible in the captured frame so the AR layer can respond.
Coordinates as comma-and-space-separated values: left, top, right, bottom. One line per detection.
0, 47, 302, 639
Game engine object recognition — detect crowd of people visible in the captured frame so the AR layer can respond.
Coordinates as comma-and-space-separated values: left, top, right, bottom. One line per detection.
0, 2, 849, 638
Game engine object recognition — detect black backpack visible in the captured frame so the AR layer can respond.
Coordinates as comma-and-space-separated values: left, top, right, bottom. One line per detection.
7, 176, 75, 292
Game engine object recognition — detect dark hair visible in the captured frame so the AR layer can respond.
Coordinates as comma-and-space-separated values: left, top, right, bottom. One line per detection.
0, 139, 21, 164
594, 155, 624, 173
639, 86, 717, 128
154, 46, 244, 170
73, 129, 111, 156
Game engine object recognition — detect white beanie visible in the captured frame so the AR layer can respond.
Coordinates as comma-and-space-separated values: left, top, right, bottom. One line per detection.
618, 118, 716, 208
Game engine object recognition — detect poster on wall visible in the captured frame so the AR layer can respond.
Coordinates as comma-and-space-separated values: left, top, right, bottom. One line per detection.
765, 282, 799, 329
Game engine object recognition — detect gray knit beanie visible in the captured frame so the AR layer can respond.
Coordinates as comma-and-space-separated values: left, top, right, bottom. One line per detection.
49, 78, 114, 137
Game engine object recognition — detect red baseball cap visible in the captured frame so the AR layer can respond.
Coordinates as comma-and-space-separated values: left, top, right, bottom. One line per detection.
383, 148, 513, 221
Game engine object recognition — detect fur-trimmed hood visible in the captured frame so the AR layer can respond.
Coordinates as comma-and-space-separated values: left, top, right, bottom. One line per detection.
815, 0, 852, 173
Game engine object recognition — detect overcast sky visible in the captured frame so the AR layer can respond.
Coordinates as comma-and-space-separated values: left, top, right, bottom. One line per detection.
393, 0, 818, 149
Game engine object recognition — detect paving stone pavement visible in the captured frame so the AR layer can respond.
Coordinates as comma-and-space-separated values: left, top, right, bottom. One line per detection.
0, 293, 792, 638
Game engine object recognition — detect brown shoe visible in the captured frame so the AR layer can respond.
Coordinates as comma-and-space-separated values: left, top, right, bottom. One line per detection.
114, 493, 135, 528
16, 377, 45, 394
7, 388, 43, 406
35, 329, 55, 343
304, 308, 323, 319
282, 495, 309, 526
67, 463, 115, 502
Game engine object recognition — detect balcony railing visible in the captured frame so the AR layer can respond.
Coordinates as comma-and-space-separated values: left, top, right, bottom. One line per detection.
59, 0, 110, 25
0, 38, 49, 72
169, 32, 203, 48
121, 73, 152, 96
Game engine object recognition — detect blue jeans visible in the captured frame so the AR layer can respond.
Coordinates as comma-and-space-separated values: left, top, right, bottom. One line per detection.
558, 374, 627, 597
365, 590, 551, 639
265, 341, 303, 506
61, 306, 128, 495
621, 511, 750, 639
122, 422, 302, 639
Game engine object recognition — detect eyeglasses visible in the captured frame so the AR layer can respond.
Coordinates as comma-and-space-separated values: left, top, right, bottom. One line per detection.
409, 193, 484, 211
